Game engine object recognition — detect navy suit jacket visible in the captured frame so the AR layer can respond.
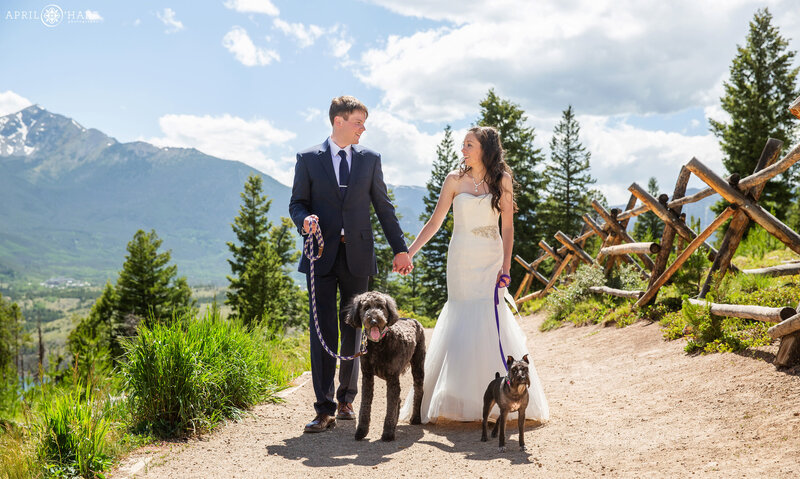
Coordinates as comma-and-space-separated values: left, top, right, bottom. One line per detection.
289, 139, 407, 277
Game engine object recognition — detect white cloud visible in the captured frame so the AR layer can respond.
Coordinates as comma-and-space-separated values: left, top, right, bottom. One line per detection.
578, 115, 724, 204
301, 107, 322, 122
328, 25, 353, 59
84, 10, 102, 21
0, 91, 32, 116
222, 26, 280, 66
359, 111, 464, 186
224, 0, 279, 16
357, 0, 798, 124
270, 19, 352, 59
273, 18, 324, 48
157, 8, 184, 34
146, 113, 296, 183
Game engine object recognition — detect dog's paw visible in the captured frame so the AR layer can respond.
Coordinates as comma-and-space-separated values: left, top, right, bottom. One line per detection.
380, 430, 396, 442
355, 428, 368, 441
498, 446, 506, 453
410, 415, 421, 425
519, 445, 527, 452
491, 430, 498, 438
480, 435, 488, 442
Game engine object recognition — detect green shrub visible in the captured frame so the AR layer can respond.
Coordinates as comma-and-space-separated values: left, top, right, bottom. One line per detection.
519, 297, 546, 316
737, 226, 783, 260
35, 383, 112, 478
398, 308, 436, 329
680, 297, 723, 353
604, 302, 638, 328
543, 264, 605, 321
607, 263, 647, 291
121, 310, 308, 437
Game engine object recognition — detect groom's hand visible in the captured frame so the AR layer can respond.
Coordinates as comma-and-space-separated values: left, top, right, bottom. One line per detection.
392, 252, 413, 276
303, 215, 319, 234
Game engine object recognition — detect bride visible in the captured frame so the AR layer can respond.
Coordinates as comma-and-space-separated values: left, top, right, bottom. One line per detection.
399, 126, 549, 424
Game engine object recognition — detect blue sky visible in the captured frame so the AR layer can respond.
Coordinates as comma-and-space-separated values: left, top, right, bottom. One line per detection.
2, 0, 799, 204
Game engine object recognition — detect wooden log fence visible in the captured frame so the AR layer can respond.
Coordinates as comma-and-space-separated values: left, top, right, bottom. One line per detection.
599, 242, 659, 257
698, 139, 784, 298
686, 299, 796, 323
741, 263, 800, 277
510, 104, 800, 365
768, 312, 800, 340
588, 286, 644, 299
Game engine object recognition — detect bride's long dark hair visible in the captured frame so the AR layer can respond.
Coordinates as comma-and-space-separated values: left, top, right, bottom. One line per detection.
459, 126, 517, 213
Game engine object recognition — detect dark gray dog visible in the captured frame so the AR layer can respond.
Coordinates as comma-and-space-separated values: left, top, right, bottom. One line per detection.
481, 354, 531, 452
345, 291, 425, 441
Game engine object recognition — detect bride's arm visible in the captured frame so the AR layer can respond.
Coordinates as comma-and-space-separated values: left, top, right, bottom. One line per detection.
408, 173, 458, 260
498, 173, 515, 279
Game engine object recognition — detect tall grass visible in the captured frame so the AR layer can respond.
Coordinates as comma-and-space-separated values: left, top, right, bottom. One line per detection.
121, 309, 309, 437
1, 422, 34, 479
35, 383, 113, 478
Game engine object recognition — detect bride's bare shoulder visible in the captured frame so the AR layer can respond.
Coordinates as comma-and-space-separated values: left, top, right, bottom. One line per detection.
443, 171, 463, 185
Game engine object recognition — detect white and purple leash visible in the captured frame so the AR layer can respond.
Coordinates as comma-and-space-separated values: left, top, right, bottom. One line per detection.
303, 218, 367, 361
494, 274, 512, 372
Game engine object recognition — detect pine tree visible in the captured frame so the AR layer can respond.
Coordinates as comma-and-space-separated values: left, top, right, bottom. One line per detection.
269, 217, 301, 270
709, 7, 800, 219
238, 241, 289, 331
227, 174, 274, 322
540, 105, 596, 241
369, 188, 407, 293
477, 90, 547, 285
67, 282, 116, 375
112, 229, 195, 357
227, 174, 300, 330
632, 177, 665, 241
0, 293, 26, 381
417, 126, 459, 317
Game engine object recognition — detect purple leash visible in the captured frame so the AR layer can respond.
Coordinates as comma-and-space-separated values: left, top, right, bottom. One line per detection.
304, 219, 367, 361
494, 274, 511, 372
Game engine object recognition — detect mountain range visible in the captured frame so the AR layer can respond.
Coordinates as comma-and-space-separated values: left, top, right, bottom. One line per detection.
0, 106, 426, 285
0, 106, 717, 287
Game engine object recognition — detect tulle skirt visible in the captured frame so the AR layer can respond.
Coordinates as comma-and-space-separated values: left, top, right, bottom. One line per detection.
399, 293, 549, 423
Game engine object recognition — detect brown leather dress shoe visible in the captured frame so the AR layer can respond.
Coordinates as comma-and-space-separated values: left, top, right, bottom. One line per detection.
336, 402, 356, 420
303, 414, 336, 433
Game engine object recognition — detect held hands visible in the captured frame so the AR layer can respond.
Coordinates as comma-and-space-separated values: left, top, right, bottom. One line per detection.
303, 215, 319, 234
393, 252, 413, 276
496, 270, 511, 288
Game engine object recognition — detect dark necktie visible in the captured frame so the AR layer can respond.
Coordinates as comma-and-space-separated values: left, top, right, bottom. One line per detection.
338, 150, 349, 196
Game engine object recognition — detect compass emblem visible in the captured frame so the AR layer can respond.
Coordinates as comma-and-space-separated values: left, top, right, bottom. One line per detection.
41, 4, 63, 27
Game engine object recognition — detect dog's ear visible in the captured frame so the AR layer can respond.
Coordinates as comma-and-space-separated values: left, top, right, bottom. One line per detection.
384, 294, 400, 326
343, 294, 362, 328
506, 355, 515, 369
521, 354, 529, 364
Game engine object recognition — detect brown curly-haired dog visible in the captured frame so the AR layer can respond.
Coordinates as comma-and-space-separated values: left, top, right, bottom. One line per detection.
345, 291, 425, 441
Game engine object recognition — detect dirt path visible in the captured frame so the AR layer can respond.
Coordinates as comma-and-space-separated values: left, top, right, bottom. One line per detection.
112, 313, 800, 478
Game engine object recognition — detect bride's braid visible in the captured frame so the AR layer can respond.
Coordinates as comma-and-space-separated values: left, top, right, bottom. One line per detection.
465, 126, 517, 213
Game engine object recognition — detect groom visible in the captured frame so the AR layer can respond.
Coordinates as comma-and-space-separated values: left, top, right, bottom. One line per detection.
289, 96, 412, 433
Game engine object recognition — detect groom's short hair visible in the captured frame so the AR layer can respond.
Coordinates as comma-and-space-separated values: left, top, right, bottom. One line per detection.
329, 96, 368, 125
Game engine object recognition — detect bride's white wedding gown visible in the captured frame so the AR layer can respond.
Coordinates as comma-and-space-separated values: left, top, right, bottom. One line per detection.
399, 193, 549, 423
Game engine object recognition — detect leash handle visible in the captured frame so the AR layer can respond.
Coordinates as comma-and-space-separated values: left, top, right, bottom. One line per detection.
304, 219, 367, 361
494, 274, 511, 372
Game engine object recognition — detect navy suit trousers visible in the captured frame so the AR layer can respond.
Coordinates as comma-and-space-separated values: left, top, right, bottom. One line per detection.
307, 242, 369, 415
